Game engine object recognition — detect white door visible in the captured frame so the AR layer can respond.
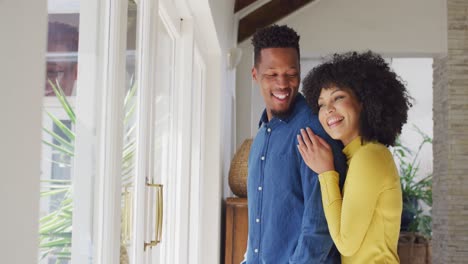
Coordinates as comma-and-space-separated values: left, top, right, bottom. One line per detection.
142, 3, 207, 263
118, 1, 217, 262
147, 13, 177, 264
123, 0, 186, 263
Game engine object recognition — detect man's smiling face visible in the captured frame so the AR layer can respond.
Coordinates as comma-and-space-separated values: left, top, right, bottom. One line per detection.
252, 47, 300, 121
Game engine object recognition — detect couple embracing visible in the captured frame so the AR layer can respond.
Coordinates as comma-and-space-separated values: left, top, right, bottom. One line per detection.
242, 25, 410, 264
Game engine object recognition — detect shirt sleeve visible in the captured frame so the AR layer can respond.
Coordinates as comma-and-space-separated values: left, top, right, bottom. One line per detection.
289, 128, 345, 263
318, 147, 386, 256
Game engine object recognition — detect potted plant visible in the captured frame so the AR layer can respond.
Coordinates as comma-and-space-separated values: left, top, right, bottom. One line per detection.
392, 127, 432, 264
40, 79, 137, 263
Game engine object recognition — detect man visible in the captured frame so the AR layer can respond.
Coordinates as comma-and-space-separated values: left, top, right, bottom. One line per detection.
242, 25, 347, 263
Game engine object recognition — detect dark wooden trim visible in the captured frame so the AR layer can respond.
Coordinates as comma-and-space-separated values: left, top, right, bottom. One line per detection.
237, 0, 315, 43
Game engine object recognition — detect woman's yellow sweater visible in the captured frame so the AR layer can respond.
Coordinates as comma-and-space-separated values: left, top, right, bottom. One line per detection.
318, 137, 402, 263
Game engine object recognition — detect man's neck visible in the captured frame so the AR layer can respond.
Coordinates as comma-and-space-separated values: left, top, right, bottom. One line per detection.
267, 97, 297, 121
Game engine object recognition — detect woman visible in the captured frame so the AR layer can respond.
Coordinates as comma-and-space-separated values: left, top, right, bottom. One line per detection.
297, 51, 411, 263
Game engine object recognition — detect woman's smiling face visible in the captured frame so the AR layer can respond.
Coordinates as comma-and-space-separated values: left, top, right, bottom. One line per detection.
318, 86, 362, 146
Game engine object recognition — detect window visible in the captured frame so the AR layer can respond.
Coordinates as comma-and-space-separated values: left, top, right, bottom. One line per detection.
39, 1, 213, 263
39, 4, 80, 263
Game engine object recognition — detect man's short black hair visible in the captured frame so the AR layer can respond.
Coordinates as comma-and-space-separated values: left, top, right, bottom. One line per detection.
251, 24, 300, 67
302, 51, 412, 147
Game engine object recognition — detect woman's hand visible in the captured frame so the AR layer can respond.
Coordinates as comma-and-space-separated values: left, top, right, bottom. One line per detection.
297, 127, 335, 174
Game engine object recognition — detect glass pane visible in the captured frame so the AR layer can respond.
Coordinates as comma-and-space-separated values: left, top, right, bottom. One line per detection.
153, 20, 172, 178
151, 16, 174, 257
120, 1, 138, 263
39, 4, 80, 264
45, 15, 79, 96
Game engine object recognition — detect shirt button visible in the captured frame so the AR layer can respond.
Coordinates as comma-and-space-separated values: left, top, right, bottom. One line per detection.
254, 248, 259, 253
267, 128, 271, 133
258, 186, 262, 191
260, 156, 265, 161
256, 218, 260, 223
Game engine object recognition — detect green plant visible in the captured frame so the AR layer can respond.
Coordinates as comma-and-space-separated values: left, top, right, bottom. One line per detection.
39, 80, 74, 262
39, 79, 137, 262
392, 126, 432, 238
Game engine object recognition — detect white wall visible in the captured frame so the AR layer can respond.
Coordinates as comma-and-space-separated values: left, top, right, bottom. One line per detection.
236, 0, 446, 148
282, 0, 447, 57
188, 0, 236, 262
0, 0, 47, 263
208, 0, 238, 198
236, 41, 254, 152
392, 58, 433, 180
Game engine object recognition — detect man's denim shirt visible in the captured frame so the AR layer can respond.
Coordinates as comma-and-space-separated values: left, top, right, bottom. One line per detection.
243, 94, 347, 264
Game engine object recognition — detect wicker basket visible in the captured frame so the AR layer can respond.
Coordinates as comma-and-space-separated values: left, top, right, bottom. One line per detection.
228, 139, 253, 197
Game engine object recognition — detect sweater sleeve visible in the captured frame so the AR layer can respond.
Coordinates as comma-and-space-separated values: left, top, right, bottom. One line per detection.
318, 146, 387, 257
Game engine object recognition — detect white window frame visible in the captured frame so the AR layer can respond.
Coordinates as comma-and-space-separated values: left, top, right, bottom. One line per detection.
131, 0, 160, 263
188, 44, 206, 264
73, 0, 129, 263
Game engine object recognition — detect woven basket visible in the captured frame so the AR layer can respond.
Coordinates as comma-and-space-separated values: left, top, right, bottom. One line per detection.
228, 139, 253, 197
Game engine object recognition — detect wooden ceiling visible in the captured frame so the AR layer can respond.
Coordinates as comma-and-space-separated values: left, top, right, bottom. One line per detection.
235, 0, 315, 43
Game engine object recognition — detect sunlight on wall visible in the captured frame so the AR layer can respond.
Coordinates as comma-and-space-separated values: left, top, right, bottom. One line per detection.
392, 58, 433, 181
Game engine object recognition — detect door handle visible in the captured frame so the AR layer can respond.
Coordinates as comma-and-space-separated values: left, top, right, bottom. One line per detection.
144, 182, 163, 250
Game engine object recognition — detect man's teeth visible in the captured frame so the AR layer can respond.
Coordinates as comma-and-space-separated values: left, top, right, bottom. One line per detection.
327, 117, 344, 126
273, 93, 289, 100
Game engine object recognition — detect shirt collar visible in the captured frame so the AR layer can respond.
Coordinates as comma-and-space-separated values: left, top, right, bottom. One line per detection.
258, 93, 307, 128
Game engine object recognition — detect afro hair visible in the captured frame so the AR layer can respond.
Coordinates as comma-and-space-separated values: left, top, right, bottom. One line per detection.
301, 51, 412, 146
251, 24, 300, 67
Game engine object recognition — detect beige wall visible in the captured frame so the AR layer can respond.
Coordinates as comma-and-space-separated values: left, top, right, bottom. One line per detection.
0, 0, 46, 263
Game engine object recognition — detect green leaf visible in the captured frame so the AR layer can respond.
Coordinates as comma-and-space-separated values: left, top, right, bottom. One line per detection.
44, 158, 72, 168
40, 238, 71, 248
42, 140, 74, 157
40, 188, 70, 197
42, 127, 74, 151
45, 111, 75, 141
48, 79, 76, 123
